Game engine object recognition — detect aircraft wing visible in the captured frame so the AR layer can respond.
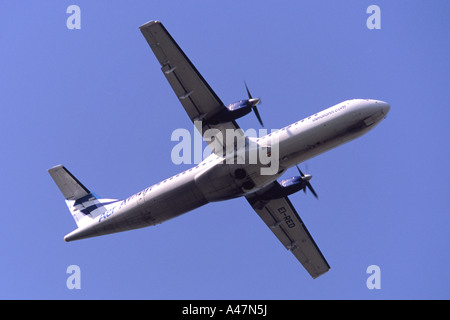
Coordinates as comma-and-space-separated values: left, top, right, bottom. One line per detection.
140, 21, 242, 154
246, 192, 330, 279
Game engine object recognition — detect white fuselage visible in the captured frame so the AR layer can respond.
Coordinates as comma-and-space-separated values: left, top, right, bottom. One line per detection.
64, 99, 389, 241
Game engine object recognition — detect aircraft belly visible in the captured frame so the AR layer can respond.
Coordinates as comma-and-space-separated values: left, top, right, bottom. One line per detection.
88, 176, 208, 238
146, 179, 208, 224
195, 164, 247, 202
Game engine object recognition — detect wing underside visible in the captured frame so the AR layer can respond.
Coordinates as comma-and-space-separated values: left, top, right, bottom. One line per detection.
246, 193, 330, 278
140, 20, 242, 154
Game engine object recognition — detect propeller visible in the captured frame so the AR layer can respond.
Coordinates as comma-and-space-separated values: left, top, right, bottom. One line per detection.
296, 165, 319, 199
244, 81, 264, 127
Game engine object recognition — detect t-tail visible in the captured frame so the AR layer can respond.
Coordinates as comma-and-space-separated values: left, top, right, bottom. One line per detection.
48, 165, 119, 239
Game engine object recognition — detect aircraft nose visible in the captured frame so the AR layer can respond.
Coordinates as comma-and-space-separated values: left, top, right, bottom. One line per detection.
375, 100, 390, 116
380, 101, 390, 116
383, 103, 390, 116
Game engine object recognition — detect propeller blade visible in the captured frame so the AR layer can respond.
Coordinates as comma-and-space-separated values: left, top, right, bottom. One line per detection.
296, 165, 305, 177
307, 183, 319, 199
244, 81, 253, 99
253, 106, 264, 127
244, 81, 264, 127
296, 164, 318, 199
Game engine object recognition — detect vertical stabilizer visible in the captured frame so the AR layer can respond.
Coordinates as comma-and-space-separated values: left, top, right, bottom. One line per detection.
48, 165, 118, 228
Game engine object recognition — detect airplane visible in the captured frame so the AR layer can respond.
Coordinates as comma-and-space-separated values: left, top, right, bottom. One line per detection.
49, 20, 390, 279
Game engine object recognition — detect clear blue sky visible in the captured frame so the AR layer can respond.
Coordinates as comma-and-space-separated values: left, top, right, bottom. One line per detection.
1, 1, 449, 299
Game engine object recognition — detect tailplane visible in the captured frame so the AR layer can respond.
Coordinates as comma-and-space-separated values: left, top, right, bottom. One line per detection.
48, 165, 119, 228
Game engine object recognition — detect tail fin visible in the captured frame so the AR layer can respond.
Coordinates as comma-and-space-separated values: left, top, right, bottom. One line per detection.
48, 165, 118, 228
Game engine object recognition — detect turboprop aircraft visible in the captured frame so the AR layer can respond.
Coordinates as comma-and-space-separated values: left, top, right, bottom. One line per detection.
49, 21, 390, 278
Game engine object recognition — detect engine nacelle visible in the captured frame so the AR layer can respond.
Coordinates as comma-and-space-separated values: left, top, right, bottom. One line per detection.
260, 176, 308, 200
206, 99, 260, 125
